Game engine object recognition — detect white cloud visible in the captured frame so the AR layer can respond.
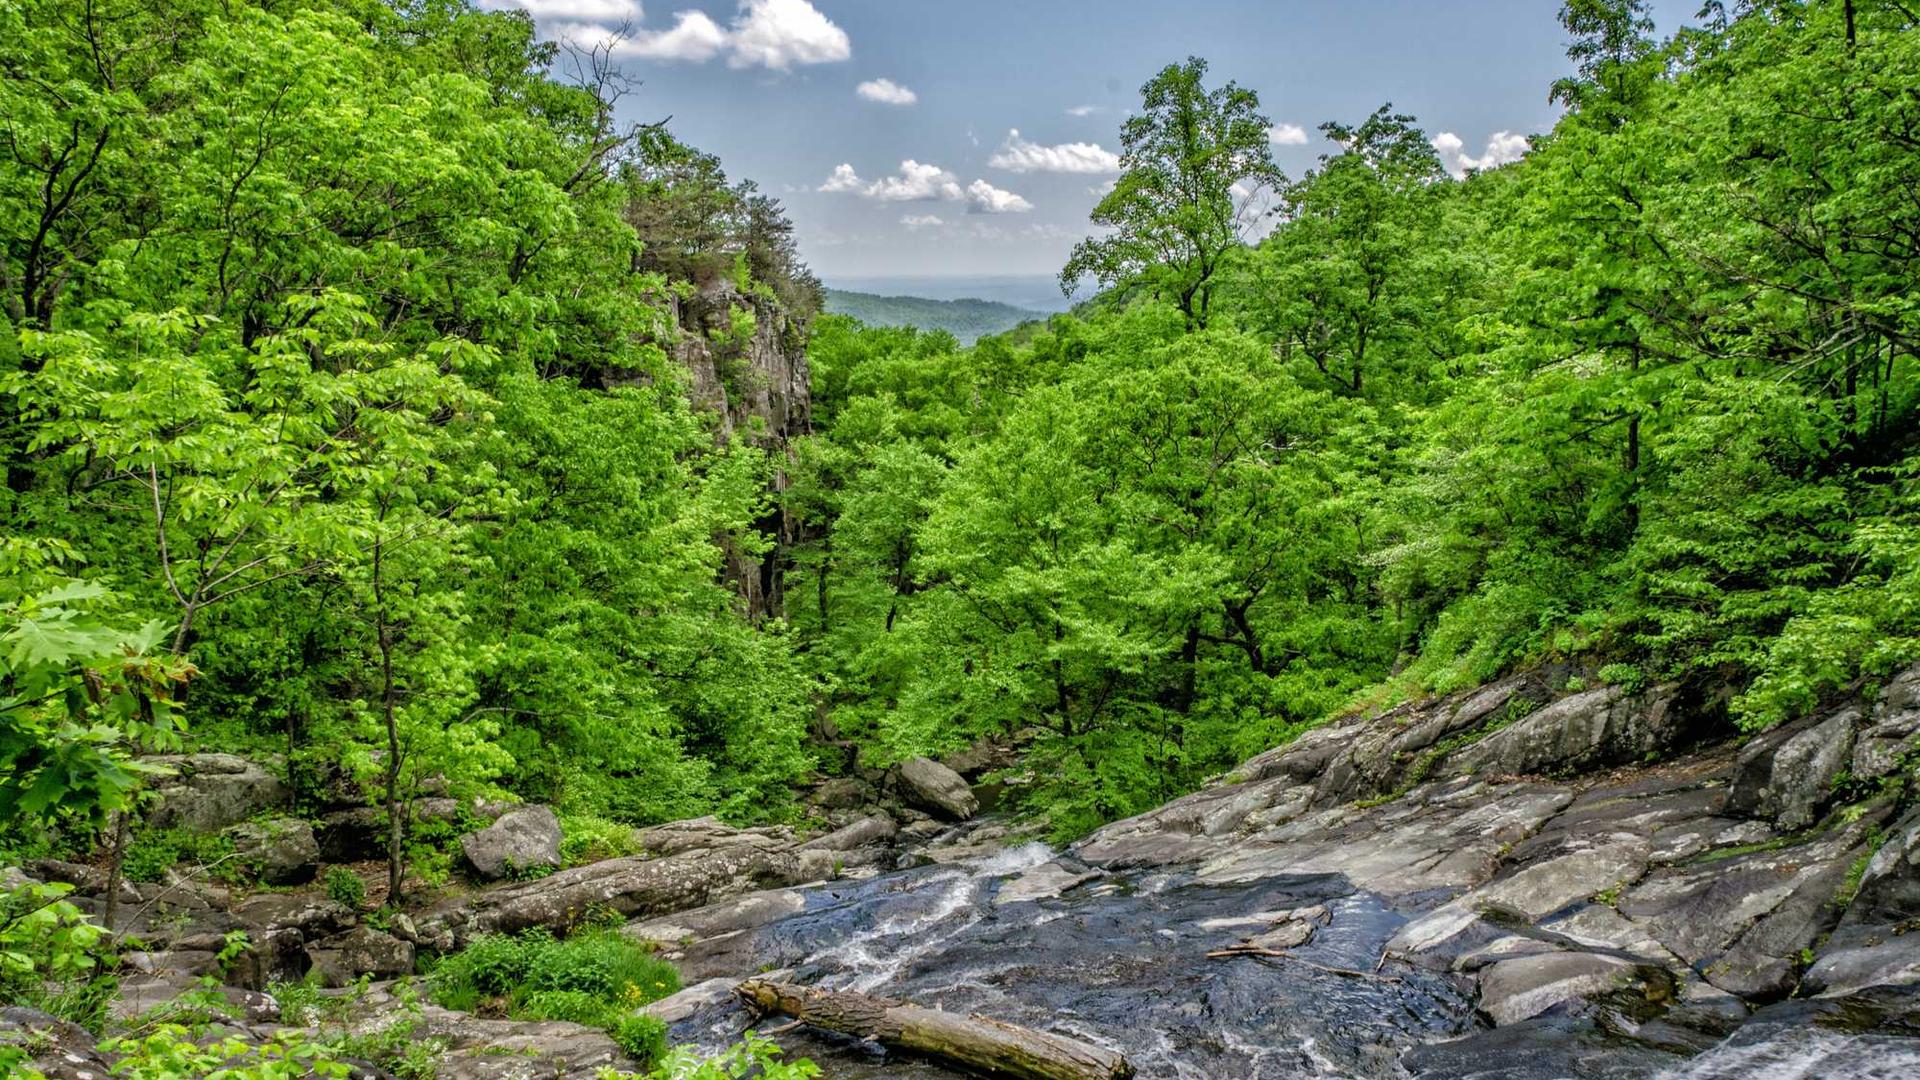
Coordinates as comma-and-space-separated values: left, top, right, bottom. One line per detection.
1432, 130, 1530, 177
966, 178, 1033, 214
870, 161, 963, 202
987, 129, 1120, 174
822, 163, 1031, 214
1066, 104, 1101, 117
900, 214, 945, 229
1268, 123, 1309, 146
531, 0, 848, 70
483, 0, 642, 19
856, 78, 918, 106
726, 0, 850, 70
1087, 178, 1116, 198
818, 163, 866, 193
624, 10, 727, 61
819, 160, 962, 202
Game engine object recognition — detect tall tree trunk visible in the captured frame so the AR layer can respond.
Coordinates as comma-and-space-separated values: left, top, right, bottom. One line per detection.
373, 523, 403, 902
101, 811, 130, 933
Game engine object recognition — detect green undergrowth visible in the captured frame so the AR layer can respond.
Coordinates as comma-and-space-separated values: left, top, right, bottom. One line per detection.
428, 929, 679, 1067
120, 828, 238, 884
560, 814, 646, 867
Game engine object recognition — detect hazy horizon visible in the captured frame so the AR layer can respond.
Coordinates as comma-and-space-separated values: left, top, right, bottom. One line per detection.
821, 273, 1081, 313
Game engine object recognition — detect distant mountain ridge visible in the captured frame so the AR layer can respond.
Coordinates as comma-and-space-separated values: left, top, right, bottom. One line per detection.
823, 288, 1045, 344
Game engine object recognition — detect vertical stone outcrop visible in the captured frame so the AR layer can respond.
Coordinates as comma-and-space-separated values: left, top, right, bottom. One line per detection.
669, 276, 813, 619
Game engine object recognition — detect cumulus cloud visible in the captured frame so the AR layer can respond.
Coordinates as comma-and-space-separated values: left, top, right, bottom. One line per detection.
870, 161, 963, 201
819, 160, 962, 201
821, 163, 1031, 214
966, 179, 1033, 214
1268, 123, 1309, 146
727, 0, 850, 70
511, 0, 848, 70
1066, 104, 1101, 117
987, 129, 1120, 174
1432, 130, 1530, 177
900, 214, 945, 229
624, 10, 727, 61
818, 163, 867, 194
856, 78, 918, 106
483, 0, 641, 19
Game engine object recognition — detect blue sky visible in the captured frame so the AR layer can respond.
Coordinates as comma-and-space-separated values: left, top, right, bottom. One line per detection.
488, 1, 1698, 281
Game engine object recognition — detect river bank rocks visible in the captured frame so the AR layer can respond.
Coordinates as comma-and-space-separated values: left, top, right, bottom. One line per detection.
8, 666, 1916, 1077
893, 756, 980, 821
459, 803, 563, 881
144, 754, 290, 832
1071, 663, 1920, 1056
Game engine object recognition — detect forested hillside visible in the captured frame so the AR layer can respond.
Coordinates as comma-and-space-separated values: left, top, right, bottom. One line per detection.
821, 289, 1042, 343
787, 5, 1919, 835
1, 1, 1917, 1074
0, 0, 829, 880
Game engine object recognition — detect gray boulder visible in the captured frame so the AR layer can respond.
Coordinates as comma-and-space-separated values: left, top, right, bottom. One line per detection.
460, 804, 563, 881
0, 1007, 111, 1080
808, 777, 874, 810
230, 892, 356, 987
896, 756, 978, 820
1443, 684, 1685, 779
1727, 708, 1856, 830
1476, 951, 1657, 1026
642, 978, 739, 1024
145, 754, 288, 831
798, 814, 897, 852
305, 927, 416, 988
225, 817, 320, 885
1850, 664, 1920, 781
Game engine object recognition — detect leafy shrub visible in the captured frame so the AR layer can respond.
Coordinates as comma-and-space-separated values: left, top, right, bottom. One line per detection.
523, 932, 679, 1004
429, 930, 542, 1009
430, 929, 678, 1064
0, 880, 116, 1029
100, 1024, 352, 1079
326, 1016, 446, 1080
559, 814, 643, 867
611, 1014, 668, 1067
639, 1034, 819, 1080
120, 828, 235, 884
1597, 663, 1646, 694
516, 989, 613, 1025
325, 867, 367, 910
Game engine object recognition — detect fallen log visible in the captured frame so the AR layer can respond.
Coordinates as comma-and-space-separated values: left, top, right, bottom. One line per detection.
735, 978, 1135, 1080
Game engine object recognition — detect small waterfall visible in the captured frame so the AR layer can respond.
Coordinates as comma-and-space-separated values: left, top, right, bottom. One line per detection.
808, 840, 1053, 993
1655, 1029, 1920, 1080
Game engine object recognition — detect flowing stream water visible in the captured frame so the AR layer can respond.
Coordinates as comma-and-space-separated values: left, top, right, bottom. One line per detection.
666, 831, 1920, 1079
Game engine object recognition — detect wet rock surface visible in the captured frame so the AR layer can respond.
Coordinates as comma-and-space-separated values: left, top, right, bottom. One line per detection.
636, 666, 1920, 1079
12, 664, 1920, 1078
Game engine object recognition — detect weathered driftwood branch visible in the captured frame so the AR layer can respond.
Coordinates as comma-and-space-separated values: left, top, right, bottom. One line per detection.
735, 979, 1135, 1080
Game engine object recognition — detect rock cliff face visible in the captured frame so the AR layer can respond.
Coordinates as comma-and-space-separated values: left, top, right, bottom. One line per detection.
667, 277, 812, 619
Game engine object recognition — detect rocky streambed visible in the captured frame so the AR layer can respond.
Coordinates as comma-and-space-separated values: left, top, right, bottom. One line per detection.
639, 665, 1920, 1078
9, 665, 1920, 1078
